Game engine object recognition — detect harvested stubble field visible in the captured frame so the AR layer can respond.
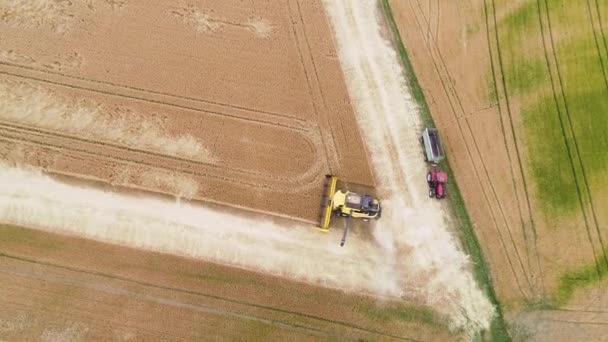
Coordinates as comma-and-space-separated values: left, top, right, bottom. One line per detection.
0, 0, 493, 340
390, 0, 608, 340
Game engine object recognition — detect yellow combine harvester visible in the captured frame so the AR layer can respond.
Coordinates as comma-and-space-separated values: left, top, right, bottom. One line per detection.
318, 175, 382, 246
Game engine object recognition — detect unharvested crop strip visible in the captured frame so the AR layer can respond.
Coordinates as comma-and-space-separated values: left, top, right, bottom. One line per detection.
0, 65, 307, 132
541, 0, 608, 268
0, 253, 419, 341
535, 0, 605, 279
409, 0, 533, 299
486, 0, 545, 298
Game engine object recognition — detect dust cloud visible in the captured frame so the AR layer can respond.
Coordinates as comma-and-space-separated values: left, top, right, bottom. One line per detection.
0, 165, 401, 299
323, 0, 494, 334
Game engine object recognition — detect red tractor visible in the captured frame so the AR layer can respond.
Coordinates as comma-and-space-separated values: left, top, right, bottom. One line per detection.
427, 170, 448, 199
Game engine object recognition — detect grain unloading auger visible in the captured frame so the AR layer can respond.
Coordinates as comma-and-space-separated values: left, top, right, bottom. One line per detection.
318, 175, 382, 246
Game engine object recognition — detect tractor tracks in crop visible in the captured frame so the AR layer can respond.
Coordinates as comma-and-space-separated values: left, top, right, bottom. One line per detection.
0, 120, 321, 192
536, 0, 608, 276
594, 0, 608, 64
0, 252, 418, 341
483, 0, 546, 300
410, 0, 535, 300
0, 62, 308, 132
286, 0, 339, 174
586, 0, 608, 96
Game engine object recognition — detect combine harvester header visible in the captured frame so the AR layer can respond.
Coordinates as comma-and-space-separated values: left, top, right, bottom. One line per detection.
318, 175, 381, 246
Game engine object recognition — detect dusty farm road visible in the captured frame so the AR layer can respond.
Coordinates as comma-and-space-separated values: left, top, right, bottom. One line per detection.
0, 0, 492, 338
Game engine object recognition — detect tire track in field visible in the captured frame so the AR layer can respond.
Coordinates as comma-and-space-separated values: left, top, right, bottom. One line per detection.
0, 267, 333, 339
535, 0, 608, 277
586, 0, 608, 95
287, 0, 341, 172
541, 0, 608, 268
0, 61, 303, 124
0, 65, 308, 132
486, 0, 546, 299
0, 253, 418, 341
0, 129, 263, 189
435, 0, 440, 42
0, 120, 320, 186
594, 0, 608, 76
1, 301, 183, 340
0, 122, 324, 193
409, 0, 534, 299
285, 0, 334, 173
3, 286, 215, 341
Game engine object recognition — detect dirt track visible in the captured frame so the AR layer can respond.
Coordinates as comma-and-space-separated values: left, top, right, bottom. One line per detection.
0, 0, 373, 221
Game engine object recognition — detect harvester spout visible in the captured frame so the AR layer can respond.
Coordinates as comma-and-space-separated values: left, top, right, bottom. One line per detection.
340, 215, 352, 247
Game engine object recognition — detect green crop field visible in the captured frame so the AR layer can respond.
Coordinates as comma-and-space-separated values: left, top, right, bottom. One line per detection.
491, 0, 608, 311
496, 0, 608, 215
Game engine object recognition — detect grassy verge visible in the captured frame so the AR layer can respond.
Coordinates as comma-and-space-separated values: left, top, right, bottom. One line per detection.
380, 1, 511, 340
355, 302, 449, 332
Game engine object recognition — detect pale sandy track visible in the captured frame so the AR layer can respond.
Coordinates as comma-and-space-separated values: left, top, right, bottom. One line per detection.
323, 0, 494, 334
0, 165, 402, 300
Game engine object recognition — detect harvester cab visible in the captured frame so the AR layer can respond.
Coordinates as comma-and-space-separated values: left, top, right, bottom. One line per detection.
332, 190, 381, 219
318, 175, 381, 246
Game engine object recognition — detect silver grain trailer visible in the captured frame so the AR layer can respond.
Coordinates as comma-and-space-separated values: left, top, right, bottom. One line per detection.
421, 128, 445, 164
